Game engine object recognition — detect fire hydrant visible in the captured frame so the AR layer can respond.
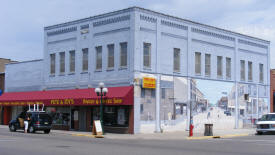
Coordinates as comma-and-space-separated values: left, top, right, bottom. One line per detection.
189, 124, 194, 137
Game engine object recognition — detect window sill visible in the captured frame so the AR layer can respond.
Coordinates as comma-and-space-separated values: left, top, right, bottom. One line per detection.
248, 80, 253, 82
106, 68, 114, 71
59, 74, 65, 76
80, 71, 88, 74
49, 74, 55, 77
205, 75, 211, 78
143, 67, 152, 71
95, 69, 102, 72
226, 77, 231, 80
173, 71, 181, 74
119, 66, 127, 70
195, 73, 201, 76
217, 76, 223, 79
68, 72, 75, 75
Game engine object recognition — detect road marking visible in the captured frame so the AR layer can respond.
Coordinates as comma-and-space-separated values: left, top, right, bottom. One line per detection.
72, 134, 95, 138
186, 134, 249, 140
0, 139, 16, 142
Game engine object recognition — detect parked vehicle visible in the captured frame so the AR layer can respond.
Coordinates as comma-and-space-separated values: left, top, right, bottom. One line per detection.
224, 110, 231, 116
9, 111, 52, 134
256, 113, 275, 135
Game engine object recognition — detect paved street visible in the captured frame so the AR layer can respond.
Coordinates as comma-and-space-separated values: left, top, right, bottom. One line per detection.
1, 127, 275, 155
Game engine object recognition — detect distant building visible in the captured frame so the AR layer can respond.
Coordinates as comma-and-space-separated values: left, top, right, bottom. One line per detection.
0, 58, 16, 125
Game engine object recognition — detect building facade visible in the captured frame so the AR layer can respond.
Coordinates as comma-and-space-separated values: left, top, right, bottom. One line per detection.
0, 7, 270, 133
270, 70, 275, 112
0, 58, 16, 125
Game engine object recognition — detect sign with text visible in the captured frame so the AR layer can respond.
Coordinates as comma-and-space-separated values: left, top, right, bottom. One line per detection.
142, 77, 156, 89
92, 120, 103, 138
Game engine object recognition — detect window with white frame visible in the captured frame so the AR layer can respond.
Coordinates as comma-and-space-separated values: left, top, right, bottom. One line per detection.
82, 48, 88, 72
226, 57, 231, 79
59, 52, 65, 74
143, 43, 151, 68
205, 54, 211, 77
259, 63, 264, 83
69, 50, 75, 73
96, 46, 102, 70
248, 61, 253, 81
174, 48, 180, 72
217, 56, 223, 78
120, 42, 127, 67
195, 52, 201, 75
240, 60, 245, 81
107, 44, 114, 69
50, 53, 55, 75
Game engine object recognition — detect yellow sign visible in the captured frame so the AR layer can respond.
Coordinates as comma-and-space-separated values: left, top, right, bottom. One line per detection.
142, 77, 156, 89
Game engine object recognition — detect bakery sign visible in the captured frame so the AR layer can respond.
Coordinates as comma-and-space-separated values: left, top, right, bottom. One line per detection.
142, 77, 156, 89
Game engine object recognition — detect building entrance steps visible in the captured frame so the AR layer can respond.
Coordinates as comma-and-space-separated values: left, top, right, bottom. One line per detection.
0, 125, 255, 140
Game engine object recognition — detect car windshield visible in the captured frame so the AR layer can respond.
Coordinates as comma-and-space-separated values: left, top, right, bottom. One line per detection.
260, 114, 275, 121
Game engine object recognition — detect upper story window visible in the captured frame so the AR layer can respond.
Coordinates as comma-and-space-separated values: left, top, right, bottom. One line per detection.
120, 42, 127, 67
69, 50, 75, 73
174, 48, 180, 72
96, 46, 102, 70
248, 61, 253, 81
50, 53, 55, 75
107, 44, 114, 69
59, 52, 65, 74
217, 56, 223, 78
205, 54, 211, 77
195, 52, 201, 75
226, 57, 231, 79
82, 48, 88, 72
143, 43, 151, 68
259, 63, 264, 83
240, 60, 245, 81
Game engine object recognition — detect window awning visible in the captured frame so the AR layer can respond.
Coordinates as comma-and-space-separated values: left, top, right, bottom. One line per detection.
0, 86, 133, 106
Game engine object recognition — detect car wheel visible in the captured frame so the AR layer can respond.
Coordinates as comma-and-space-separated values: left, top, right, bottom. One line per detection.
9, 124, 16, 132
257, 131, 263, 135
44, 129, 51, 134
28, 126, 35, 133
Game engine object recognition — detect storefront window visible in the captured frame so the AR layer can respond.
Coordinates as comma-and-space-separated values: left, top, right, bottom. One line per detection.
46, 107, 70, 126
91, 106, 129, 127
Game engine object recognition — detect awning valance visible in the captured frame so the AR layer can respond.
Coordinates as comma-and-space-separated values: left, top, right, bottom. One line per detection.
0, 86, 133, 106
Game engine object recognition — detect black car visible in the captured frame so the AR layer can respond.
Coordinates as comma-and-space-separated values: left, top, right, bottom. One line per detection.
9, 111, 52, 134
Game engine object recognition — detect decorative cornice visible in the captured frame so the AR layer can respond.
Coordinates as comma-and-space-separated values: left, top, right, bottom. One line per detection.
93, 15, 130, 27
161, 32, 187, 40
80, 24, 89, 30
48, 37, 77, 44
140, 15, 157, 23
93, 27, 130, 37
192, 39, 235, 50
191, 28, 235, 41
47, 26, 77, 36
238, 48, 267, 56
238, 39, 268, 49
161, 20, 188, 30
140, 27, 156, 33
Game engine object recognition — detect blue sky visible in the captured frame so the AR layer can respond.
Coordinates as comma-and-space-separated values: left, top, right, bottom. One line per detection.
0, 0, 275, 68
196, 79, 234, 105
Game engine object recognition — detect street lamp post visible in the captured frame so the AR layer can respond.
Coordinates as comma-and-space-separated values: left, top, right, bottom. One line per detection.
95, 82, 108, 134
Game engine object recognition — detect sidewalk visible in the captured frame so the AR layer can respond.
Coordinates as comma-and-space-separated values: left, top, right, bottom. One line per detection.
0, 125, 256, 140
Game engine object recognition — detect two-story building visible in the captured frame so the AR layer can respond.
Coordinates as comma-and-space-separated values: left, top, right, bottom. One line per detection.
0, 7, 270, 133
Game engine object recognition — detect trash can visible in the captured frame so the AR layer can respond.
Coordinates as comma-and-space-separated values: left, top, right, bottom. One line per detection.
204, 124, 213, 136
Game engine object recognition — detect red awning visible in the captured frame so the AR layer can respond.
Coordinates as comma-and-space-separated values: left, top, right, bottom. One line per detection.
0, 86, 133, 106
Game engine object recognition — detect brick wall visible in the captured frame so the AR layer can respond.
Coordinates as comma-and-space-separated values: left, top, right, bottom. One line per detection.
270, 70, 275, 112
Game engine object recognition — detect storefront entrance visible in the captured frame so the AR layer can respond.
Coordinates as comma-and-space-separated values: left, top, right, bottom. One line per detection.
90, 106, 131, 133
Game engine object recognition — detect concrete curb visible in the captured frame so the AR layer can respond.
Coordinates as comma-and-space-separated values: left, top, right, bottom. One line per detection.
186, 133, 250, 140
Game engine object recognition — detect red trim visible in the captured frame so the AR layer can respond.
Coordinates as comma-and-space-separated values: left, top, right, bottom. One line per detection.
0, 86, 133, 106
